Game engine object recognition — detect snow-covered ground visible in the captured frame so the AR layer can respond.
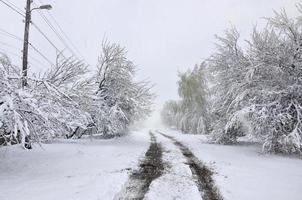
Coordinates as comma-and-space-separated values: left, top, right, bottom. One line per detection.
145, 133, 201, 200
159, 128, 302, 200
0, 130, 150, 200
1, 127, 302, 200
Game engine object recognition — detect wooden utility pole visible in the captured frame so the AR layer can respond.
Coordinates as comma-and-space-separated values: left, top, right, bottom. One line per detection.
22, 0, 32, 87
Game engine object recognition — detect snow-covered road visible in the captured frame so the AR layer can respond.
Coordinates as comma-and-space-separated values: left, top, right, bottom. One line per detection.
144, 132, 204, 200
115, 131, 210, 200
1, 128, 302, 200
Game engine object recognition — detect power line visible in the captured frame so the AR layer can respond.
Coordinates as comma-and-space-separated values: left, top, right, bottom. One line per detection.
47, 12, 85, 59
31, 22, 62, 54
0, 47, 21, 58
0, 33, 53, 69
38, 0, 85, 59
36, 8, 79, 59
0, 28, 23, 41
0, 28, 54, 65
33, 1, 81, 60
31, 22, 73, 60
5, 0, 25, 14
0, 0, 66, 59
0, 40, 21, 50
0, 0, 25, 17
0, 43, 50, 69
0, 1, 58, 66
28, 43, 55, 66
1, 0, 84, 65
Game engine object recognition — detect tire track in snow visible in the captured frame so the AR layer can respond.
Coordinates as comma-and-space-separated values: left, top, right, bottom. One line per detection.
144, 131, 202, 200
115, 131, 164, 200
158, 131, 223, 200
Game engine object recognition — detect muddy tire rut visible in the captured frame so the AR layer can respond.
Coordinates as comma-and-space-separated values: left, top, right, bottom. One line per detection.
115, 132, 164, 200
116, 131, 223, 200
158, 131, 223, 200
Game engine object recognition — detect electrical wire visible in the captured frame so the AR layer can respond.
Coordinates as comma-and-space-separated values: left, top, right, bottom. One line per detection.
1, 0, 85, 64
38, 0, 84, 59
5, 0, 25, 14
0, 28, 23, 41
0, 47, 21, 58
36, 9, 78, 58
0, 40, 21, 50
33, 2, 81, 60
28, 43, 55, 66
47, 11, 85, 59
31, 22, 62, 55
0, 29, 54, 66
0, 0, 66, 58
0, 0, 25, 17
0, 44, 50, 69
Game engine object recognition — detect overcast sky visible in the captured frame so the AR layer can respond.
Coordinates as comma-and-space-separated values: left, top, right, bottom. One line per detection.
0, 0, 300, 106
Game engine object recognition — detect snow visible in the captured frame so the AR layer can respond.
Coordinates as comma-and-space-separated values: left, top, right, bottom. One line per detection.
159, 128, 302, 200
0, 130, 150, 200
145, 133, 201, 200
1, 127, 302, 200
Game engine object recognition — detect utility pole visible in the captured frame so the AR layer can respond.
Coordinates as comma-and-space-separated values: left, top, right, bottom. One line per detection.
22, 0, 31, 88
21, 1, 52, 88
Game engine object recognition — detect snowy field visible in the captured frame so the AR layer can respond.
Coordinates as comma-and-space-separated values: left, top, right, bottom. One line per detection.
159, 128, 302, 200
0, 130, 150, 200
1, 128, 302, 200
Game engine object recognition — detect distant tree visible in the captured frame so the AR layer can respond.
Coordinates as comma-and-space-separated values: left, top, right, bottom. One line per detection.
161, 63, 209, 134
161, 100, 179, 128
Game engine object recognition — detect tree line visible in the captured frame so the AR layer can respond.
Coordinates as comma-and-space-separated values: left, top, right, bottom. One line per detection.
0, 40, 154, 148
161, 6, 302, 154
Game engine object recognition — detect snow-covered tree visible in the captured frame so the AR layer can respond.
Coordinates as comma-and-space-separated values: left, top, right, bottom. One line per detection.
37, 55, 93, 139
245, 7, 302, 153
162, 5, 302, 154
207, 27, 251, 144
0, 38, 154, 147
161, 63, 209, 134
0, 54, 92, 146
161, 100, 180, 128
0, 55, 46, 148
91, 40, 154, 137
208, 7, 302, 153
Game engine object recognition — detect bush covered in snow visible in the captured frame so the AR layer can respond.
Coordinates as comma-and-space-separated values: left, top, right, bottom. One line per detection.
0, 54, 92, 147
0, 40, 154, 148
161, 6, 302, 154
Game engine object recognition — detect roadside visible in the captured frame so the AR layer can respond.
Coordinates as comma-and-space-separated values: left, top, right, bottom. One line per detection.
159, 128, 302, 200
0, 130, 150, 200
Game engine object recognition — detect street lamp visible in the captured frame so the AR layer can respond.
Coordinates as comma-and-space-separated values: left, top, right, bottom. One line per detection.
22, 1, 52, 87
38, 4, 52, 10
31, 4, 52, 12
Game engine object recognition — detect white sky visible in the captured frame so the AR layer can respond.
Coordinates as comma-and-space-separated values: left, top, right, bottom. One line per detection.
0, 0, 300, 105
